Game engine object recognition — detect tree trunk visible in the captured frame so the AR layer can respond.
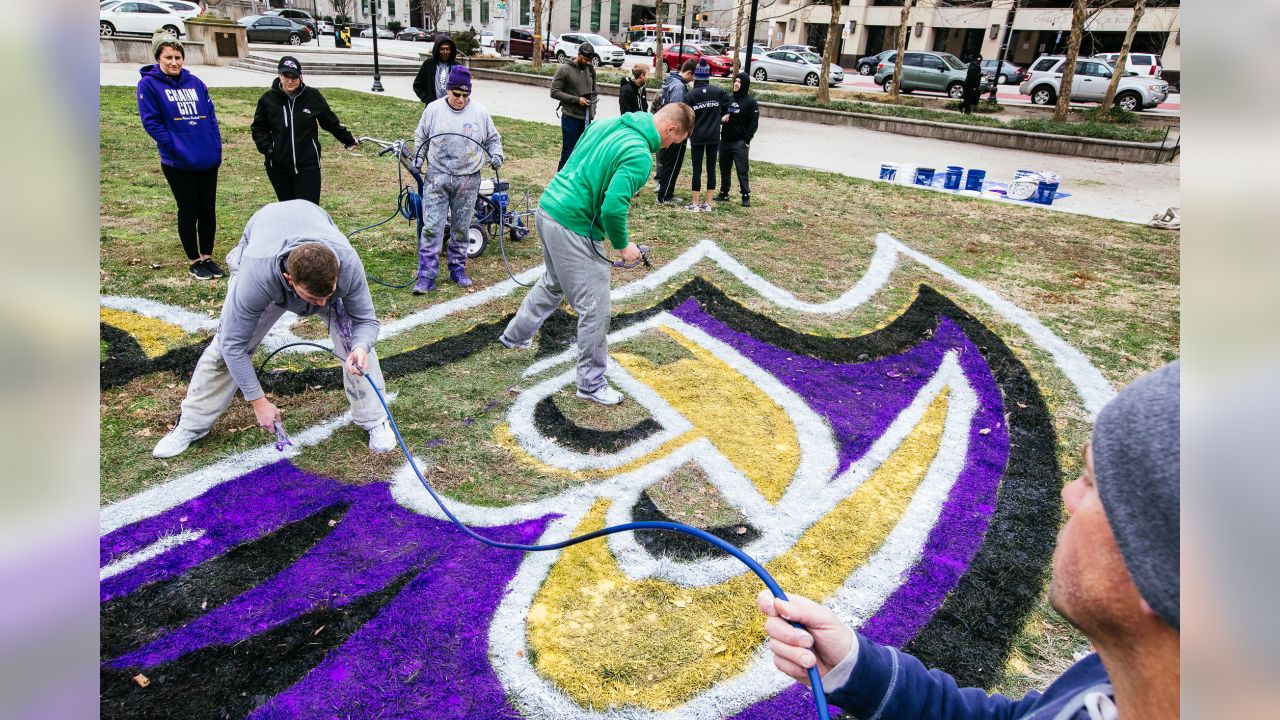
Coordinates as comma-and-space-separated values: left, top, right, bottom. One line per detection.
655, 2, 666, 81
730, 0, 746, 74
1100, 0, 1145, 112
1052, 0, 1088, 122
817, 1, 843, 104
531, 0, 543, 67
888, 0, 915, 102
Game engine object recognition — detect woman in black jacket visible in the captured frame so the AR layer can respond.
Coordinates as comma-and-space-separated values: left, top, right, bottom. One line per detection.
618, 63, 650, 114
413, 35, 461, 105
250, 56, 358, 205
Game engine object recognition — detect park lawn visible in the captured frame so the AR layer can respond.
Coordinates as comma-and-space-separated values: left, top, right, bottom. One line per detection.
99, 85, 1178, 698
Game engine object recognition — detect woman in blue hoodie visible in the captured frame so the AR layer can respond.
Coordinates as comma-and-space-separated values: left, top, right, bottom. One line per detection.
137, 36, 224, 280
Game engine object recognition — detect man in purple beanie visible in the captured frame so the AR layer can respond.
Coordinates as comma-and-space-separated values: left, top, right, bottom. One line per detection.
410, 65, 504, 293
759, 362, 1181, 720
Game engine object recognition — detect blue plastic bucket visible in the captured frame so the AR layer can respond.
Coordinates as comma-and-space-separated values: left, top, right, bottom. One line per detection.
964, 168, 986, 192
944, 166, 964, 191
1034, 181, 1059, 205
879, 163, 897, 181
1014, 169, 1036, 179
914, 167, 935, 186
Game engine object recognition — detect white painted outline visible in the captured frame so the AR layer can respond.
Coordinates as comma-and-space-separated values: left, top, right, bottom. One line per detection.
100, 530, 205, 581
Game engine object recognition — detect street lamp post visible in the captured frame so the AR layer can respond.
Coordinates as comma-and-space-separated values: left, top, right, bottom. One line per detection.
371, 0, 385, 92
742, 0, 760, 76
987, 0, 1017, 103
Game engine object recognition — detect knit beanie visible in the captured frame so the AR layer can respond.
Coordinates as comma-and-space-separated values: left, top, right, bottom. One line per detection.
151, 29, 182, 61
693, 59, 711, 81
1092, 361, 1180, 631
446, 64, 472, 92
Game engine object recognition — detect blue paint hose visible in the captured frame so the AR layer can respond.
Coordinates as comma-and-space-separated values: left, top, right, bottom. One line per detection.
257, 340, 832, 719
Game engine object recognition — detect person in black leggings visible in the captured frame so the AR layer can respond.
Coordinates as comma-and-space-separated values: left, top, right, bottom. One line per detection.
683, 59, 728, 212
251, 56, 358, 206
137, 35, 224, 279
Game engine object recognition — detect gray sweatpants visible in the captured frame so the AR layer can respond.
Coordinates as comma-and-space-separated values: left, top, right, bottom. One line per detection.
176, 244, 388, 434
501, 208, 611, 393
417, 172, 481, 280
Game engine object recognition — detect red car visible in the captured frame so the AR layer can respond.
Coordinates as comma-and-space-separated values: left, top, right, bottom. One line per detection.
662, 43, 733, 76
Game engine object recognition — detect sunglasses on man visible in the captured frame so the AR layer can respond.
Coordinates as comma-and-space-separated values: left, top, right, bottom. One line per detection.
450, 90, 471, 98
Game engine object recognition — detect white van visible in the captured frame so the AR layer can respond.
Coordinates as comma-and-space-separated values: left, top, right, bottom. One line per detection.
1094, 52, 1163, 78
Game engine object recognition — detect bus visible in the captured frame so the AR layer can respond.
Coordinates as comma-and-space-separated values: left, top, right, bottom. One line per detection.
625, 23, 683, 50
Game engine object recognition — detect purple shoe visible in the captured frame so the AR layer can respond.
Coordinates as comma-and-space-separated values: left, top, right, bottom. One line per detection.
412, 276, 435, 294
450, 269, 473, 288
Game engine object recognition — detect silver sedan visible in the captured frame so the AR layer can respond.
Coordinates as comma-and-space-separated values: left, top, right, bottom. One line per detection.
743, 50, 844, 87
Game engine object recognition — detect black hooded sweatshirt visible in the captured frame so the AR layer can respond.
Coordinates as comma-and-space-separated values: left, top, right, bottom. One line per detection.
720, 72, 759, 144
414, 36, 460, 105
618, 75, 648, 114
250, 79, 356, 174
684, 78, 729, 147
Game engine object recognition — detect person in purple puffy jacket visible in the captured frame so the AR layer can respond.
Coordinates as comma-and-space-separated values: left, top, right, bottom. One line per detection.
137, 34, 224, 280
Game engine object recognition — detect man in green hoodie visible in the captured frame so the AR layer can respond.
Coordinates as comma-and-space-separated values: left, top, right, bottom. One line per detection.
499, 104, 694, 405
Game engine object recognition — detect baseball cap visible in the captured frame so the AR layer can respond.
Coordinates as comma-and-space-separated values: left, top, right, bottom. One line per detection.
278, 56, 303, 77
578, 41, 597, 57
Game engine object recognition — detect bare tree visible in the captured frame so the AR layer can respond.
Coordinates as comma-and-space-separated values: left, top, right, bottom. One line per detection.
816, 0, 843, 103
887, 0, 915, 102
730, 0, 747, 74
1051, 0, 1088, 121
531, 0, 544, 67
415, 0, 447, 33
331, 0, 354, 23
1099, 0, 1145, 112
654, 2, 667, 81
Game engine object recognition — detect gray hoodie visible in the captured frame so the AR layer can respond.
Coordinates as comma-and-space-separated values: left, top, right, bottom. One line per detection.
412, 96, 504, 176
221, 200, 379, 401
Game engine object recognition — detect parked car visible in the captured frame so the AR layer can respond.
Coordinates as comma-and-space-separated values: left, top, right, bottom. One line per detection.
264, 8, 317, 36
873, 51, 992, 98
748, 49, 843, 86
1094, 52, 1163, 78
156, 0, 202, 19
396, 26, 429, 41
775, 44, 819, 55
980, 58, 1025, 85
238, 15, 312, 45
552, 33, 625, 67
629, 34, 674, 56
100, 1, 186, 38
358, 25, 395, 39
662, 43, 732, 75
736, 45, 768, 65
508, 26, 555, 61
479, 30, 495, 47
703, 41, 730, 55
856, 49, 898, 76
316, 19, 333, 34
1019, 55, 1169, 111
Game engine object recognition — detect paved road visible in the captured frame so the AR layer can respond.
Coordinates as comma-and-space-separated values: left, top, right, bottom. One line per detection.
100, 59, 1178, 224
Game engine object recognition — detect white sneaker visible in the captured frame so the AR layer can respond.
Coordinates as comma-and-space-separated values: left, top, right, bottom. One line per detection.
368, 420, 397, 453
576, 384, 624, 405
498, 334, 532, 350
152, 426, 208, 459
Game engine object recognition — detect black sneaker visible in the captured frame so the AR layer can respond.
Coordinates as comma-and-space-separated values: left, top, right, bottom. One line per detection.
741, 196, 751, 208
714, 193, 729, 202
189, 260, 214, 280
202, 258, 225, 278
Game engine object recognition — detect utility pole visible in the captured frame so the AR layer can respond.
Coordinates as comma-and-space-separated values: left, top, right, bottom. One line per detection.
371, 0, 384, 91
742, 0, 759, 76
987, 0, 1017, 103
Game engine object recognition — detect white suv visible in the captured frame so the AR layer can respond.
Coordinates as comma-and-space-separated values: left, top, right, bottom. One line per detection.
1094, 52, 1163, 79
629, 35, 673, 56
553, 33, 626, 67
1019, 55, 1169, 112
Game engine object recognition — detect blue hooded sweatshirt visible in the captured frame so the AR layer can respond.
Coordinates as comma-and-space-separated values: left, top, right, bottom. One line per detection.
137, 64, 222, 171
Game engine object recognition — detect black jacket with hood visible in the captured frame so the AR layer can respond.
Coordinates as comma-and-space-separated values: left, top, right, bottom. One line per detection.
684, 78, 729, 146
720, 72, 759, 144
250, 79, 356, 174
413, 36, 460, 105
618, 76, 648, 114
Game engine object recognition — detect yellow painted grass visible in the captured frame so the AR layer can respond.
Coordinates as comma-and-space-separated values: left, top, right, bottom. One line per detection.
100, 307, 194, 358
526, 390, 950, 710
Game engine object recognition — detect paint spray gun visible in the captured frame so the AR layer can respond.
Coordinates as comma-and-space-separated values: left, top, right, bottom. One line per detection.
273, 422, 293, 452
611, 244, 652, 270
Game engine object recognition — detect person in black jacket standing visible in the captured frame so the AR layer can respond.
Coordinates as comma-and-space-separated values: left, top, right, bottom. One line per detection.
961, 55, 983, 114
413, 35, 460, 106
715, 72, 759, 207
251, 56, 358, 205
619, 63, 650, 114
683, 59, 728, 212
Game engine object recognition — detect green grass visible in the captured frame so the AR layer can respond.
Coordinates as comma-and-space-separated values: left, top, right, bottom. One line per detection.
99, 85, 1178, 696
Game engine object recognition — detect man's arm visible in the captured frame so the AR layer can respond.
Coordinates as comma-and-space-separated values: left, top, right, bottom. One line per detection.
335, 252, 380, 354
598, 152, 651, 249
218, 274, 275, 402
743, 99, 759, 144
483, 112, 504, 168
315, 93, 357, 148
550, 66, 578, 105
412, 60, 434, 104
411, 105, 434, 171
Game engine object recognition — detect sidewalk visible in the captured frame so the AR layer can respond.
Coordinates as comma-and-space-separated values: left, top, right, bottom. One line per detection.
100, 62, 1178, 225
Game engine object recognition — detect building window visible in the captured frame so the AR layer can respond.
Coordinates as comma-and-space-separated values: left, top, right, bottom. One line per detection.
464, 0, 472, 23
481, 0, 489, 23
570, 0, 581, 30
362, 0, 369, 17
520, 0, 531, 25
610, 0, 621, 33
591, 0, 601, 32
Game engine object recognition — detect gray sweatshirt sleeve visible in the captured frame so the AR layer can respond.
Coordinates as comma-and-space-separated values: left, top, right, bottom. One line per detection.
336, 249, 380, 353
412, 104, 433, 171
485, 111, 504, 166
219, 265, 277, 402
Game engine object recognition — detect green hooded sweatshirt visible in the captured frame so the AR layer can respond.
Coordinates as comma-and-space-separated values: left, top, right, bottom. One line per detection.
539, 112, 660, 249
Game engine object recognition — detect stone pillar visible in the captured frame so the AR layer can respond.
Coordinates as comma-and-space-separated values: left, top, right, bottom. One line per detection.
185, 18, 248, 66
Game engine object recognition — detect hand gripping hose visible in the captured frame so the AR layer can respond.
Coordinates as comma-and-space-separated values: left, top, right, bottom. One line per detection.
257, 341, 831, 719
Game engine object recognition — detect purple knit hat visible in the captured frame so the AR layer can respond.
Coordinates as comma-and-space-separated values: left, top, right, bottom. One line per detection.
693, 59, 711, 80
446, 65, 472, 92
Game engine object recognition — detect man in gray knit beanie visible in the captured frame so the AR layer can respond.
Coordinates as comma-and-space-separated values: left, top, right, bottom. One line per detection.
758, 362, 1180, 720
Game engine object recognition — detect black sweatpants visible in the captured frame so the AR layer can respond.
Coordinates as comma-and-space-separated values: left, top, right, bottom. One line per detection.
160, 164, 219, 260
655, 141, 686, 202
266, 167, 323, 205
718, 139, 751, 198
690, 143, 718, 192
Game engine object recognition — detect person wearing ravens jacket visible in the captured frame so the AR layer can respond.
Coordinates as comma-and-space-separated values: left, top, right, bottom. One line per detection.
412, 35, 461, 106
683, 60, 729, 212
250, 56, 358, 206
715, 72, 759, 207
137, 34, 224, 280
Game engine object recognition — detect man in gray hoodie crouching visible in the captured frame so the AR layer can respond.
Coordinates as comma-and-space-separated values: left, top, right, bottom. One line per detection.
153, 200, 396, 458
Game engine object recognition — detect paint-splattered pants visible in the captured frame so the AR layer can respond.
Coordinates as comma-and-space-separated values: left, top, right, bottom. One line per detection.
417, 172, 481, 281
501, 208, 612, 393
177, 243, 387, 434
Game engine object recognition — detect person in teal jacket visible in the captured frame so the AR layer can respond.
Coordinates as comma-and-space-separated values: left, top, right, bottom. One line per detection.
499, 104, 694, 405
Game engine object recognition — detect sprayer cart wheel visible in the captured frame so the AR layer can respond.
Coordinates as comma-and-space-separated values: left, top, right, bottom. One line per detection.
466, 224, 489, 258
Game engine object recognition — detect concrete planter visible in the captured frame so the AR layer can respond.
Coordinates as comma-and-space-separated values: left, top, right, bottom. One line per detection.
184, 18, 248, 66
101, 36, 207, 65
463, 55, 512, 70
